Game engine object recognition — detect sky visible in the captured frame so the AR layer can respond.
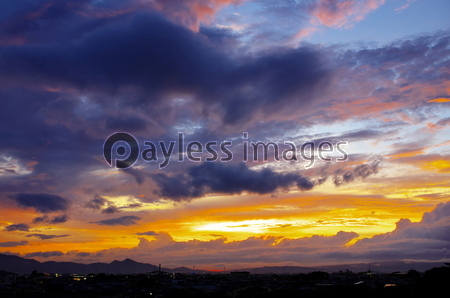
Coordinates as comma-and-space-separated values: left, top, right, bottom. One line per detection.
0, 0, 449, 271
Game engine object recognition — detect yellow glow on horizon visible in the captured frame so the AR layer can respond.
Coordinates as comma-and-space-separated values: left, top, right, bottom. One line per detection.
193, 219, 310, 233
1, 184, 447, 259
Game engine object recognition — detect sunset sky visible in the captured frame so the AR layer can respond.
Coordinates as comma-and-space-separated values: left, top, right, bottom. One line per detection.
0, 0, 449, 271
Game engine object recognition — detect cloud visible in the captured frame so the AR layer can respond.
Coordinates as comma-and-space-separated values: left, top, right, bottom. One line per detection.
10, 193, 70, 213
32, 215, 49, 223
152, 162, 314, 201
6, 3, 440, 207
0, 11, 330, 127
85, 195, 120, 214
306, 157, 382, 187
90, 215, 141, 226
76, 252, 91, 257
4, 223, 30, 232
394, 0, 415, 12
0, 241, 29, 247
85, 195, 109, 210
135, 231, 159, 236
24, 251, 64, 258
26, 234, 71, 240
333, 158, 382, 186
101, 205, 121, 214
277, 231, 359, 248
12, 201, 450, 267
312, 129, 390, 144
311, 31, 450, 125
422, 202, 450, 224
121, 167, 147, 185
33, 213, 69, 224
390, 154, 450, 174
394, 3, 409, 12
427, 117, 450, 130
0, 0, 448, 271
49, 213, 69, 223
355, 201, 450, 246
428, 97, 450, 103
436, 117, 450, 126
93, 202, 450, 266
311, 0, 385, 28
106, 115, 148, 132
144, 0, 245, 31
0, 0, 245, 45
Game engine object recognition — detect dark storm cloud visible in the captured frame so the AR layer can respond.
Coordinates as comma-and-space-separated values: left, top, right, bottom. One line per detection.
152, 162, 314, 201
0, 0, 84, 40
26, 234, 70, 240
220, 48, 328, 124
10, 193, 70, 213
0, 88, 106, 198
105, 116, 148, 132
0, 0, 240, 44
0, 241, 29, 247
0, 12, 225, 94
0, 0, 138, 45
90, 215, 141, 226
0, 1, 445, 215
0, 11, 329, 125
4, 223, 30, 232
199, 26, 240, 48
0, 4, 329, 206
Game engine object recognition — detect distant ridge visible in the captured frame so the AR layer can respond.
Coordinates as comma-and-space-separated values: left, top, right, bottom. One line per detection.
0, 254, 176, 275
238, 261, 446, 274
0, 254, 444, 275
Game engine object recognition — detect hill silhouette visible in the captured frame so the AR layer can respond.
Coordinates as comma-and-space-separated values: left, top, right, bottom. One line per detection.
0, 254, 445, 275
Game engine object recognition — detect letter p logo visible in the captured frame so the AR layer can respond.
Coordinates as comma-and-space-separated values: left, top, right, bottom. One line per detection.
103, 132, 139, 169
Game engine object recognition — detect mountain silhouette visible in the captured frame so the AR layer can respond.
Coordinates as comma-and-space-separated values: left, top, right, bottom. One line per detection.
0, 254, 444, 274
0, 254, 175, 274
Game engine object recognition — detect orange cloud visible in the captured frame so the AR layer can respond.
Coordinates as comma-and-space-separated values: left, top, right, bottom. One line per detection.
387, 148, 427, 159
326, 96, 404, 121
428, 97, 450, 103
6, 201, 448, 269
420, 159, 450, 174
389, 153, 450, 174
